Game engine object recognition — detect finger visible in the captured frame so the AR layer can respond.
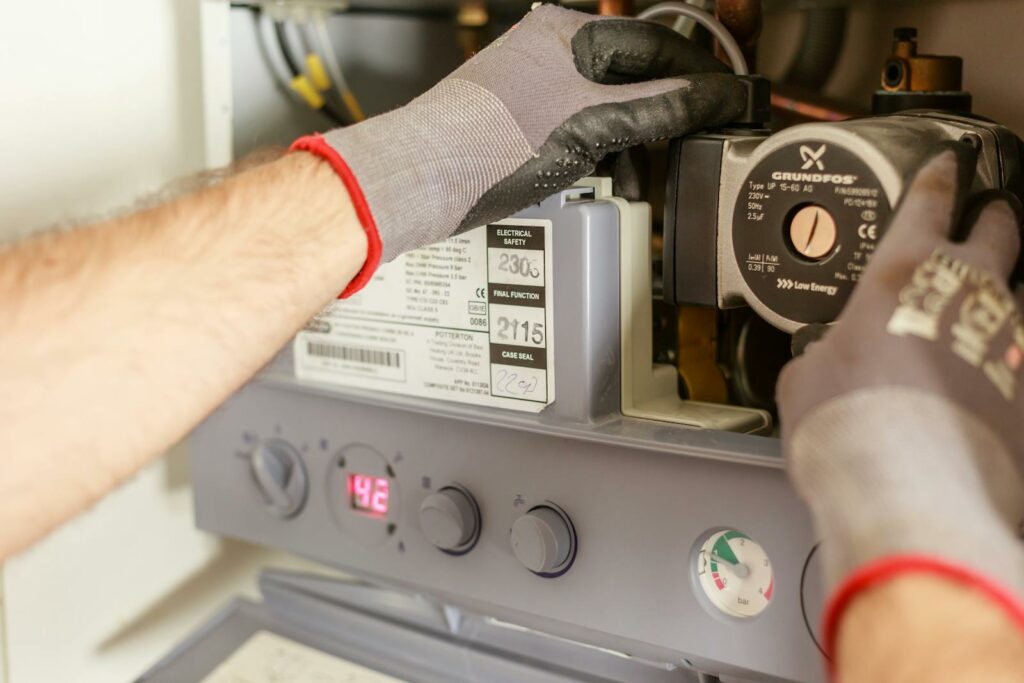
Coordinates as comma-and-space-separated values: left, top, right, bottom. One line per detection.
959, 190, 1024, 279
886, 141, 977, 243
572, 19, 730, 85
452, 74, 745, 232
565, 73, 747, 154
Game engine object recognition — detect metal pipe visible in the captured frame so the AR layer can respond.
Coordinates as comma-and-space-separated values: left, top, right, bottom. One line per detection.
637, 2, 750, 75
715, 0, 762, 67
598, 0, 634, 16
770, 92, 851, 122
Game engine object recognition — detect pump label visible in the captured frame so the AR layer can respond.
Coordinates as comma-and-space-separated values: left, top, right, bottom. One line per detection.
733, 141, 893, 325
294, 220, 555, 412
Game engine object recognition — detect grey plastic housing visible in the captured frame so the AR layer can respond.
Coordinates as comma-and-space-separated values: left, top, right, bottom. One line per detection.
189, 191, 825, 682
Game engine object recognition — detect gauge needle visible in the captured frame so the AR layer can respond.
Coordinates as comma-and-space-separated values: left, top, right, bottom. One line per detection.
804, 209, 820, 253
711, 552, 750, 579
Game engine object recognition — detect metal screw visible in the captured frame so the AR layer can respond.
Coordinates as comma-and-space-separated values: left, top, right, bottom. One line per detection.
959, 132, 983, 154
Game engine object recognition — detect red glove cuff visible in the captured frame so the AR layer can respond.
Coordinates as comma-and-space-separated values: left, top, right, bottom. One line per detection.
822, 554, 1024, 678
290, 134, 382, 298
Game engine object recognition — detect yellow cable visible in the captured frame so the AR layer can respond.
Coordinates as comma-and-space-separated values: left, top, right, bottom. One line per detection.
305, 53, 332, 91
341, 90, 366, 122
289, 74, 325, 110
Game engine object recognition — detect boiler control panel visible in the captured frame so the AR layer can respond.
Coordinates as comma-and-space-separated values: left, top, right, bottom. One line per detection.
190, 190, 825, 683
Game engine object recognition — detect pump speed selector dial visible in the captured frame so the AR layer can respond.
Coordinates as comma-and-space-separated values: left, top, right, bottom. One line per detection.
788, 204, 838, 260
419, 486, 481, 554
510, 505, 577, 577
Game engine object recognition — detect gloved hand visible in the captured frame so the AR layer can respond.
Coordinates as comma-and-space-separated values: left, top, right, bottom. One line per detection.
293, 4, 746, 295
778, 143, 1024, 654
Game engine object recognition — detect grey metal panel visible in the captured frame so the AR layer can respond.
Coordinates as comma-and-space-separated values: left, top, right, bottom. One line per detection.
192, 384, 818, 681
138, 573, 702, 683
255, 571, 694, 682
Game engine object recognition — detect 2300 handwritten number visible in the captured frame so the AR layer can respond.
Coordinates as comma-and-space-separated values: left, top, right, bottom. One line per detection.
496, 317, 544, 345
497, 253, 541, 280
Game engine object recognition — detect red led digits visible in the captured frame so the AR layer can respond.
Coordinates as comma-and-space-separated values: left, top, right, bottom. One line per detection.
349, 473, 389, 516
370, 479, 389, 513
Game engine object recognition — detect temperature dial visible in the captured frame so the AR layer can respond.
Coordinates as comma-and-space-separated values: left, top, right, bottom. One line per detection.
696, 529, 774, 618
249, 439, 308, 518
419, 486, 481, 554
510, 505, 577, 577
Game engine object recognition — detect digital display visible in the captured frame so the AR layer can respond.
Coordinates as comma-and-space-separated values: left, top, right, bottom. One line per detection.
348, 473, 389, 516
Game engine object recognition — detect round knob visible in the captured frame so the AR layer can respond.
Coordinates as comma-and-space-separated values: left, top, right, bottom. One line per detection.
788, 204, 838, 260
249, 440, 308, 518
419, 486, 479, 553
510, 506, 576, 575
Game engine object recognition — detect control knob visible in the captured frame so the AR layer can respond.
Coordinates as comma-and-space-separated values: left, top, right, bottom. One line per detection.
419, 486, 481, 554
248, 439, 308, 518
510, 505, 577, 576
788, 204, 838, 261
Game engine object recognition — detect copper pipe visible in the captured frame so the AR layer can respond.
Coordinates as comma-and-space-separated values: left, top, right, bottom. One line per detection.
716, 0, 762, 68
769, 84, 865, 124
770, 93, 849, 122
598, 0, 633, 16
456, 0, 487, 61
715, 0, 762, 46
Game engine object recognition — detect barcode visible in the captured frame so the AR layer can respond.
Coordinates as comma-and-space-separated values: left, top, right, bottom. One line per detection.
306, 342, 402, 368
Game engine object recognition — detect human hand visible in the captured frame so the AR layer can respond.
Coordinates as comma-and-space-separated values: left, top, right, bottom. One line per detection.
778, 143, 1024, 650
293, 4, 746, 295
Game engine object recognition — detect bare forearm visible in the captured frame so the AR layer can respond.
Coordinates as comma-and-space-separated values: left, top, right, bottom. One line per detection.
837, 575, 1024, 682
0, 152, 365, 558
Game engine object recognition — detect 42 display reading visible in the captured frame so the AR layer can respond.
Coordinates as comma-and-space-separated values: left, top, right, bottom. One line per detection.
348, 473, 390, 516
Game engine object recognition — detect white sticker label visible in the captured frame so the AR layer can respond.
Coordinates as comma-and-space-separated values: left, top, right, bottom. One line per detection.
295, 220, 555, 412
201, 630, 406, 683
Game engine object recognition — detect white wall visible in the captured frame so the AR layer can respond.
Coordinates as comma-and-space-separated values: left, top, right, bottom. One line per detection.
0, 2, 266, 682
0, 1, 210, 238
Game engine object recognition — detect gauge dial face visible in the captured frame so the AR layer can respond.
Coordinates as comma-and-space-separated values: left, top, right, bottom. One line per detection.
696, 530, 774, 618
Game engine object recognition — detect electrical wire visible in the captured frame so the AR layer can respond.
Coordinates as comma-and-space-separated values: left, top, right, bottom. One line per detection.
273, 20, 303, 76
667, 0, 715, 39
272, 18, 352, 126
636, 2, 749, 76
309, 9, 366, 122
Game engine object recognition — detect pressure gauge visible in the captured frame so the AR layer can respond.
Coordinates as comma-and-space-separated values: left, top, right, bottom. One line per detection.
695, 529, 774, 618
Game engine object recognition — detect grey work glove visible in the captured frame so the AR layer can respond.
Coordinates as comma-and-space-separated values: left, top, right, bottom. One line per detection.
778, 144, 1024, 653
292, 4, 746, 295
